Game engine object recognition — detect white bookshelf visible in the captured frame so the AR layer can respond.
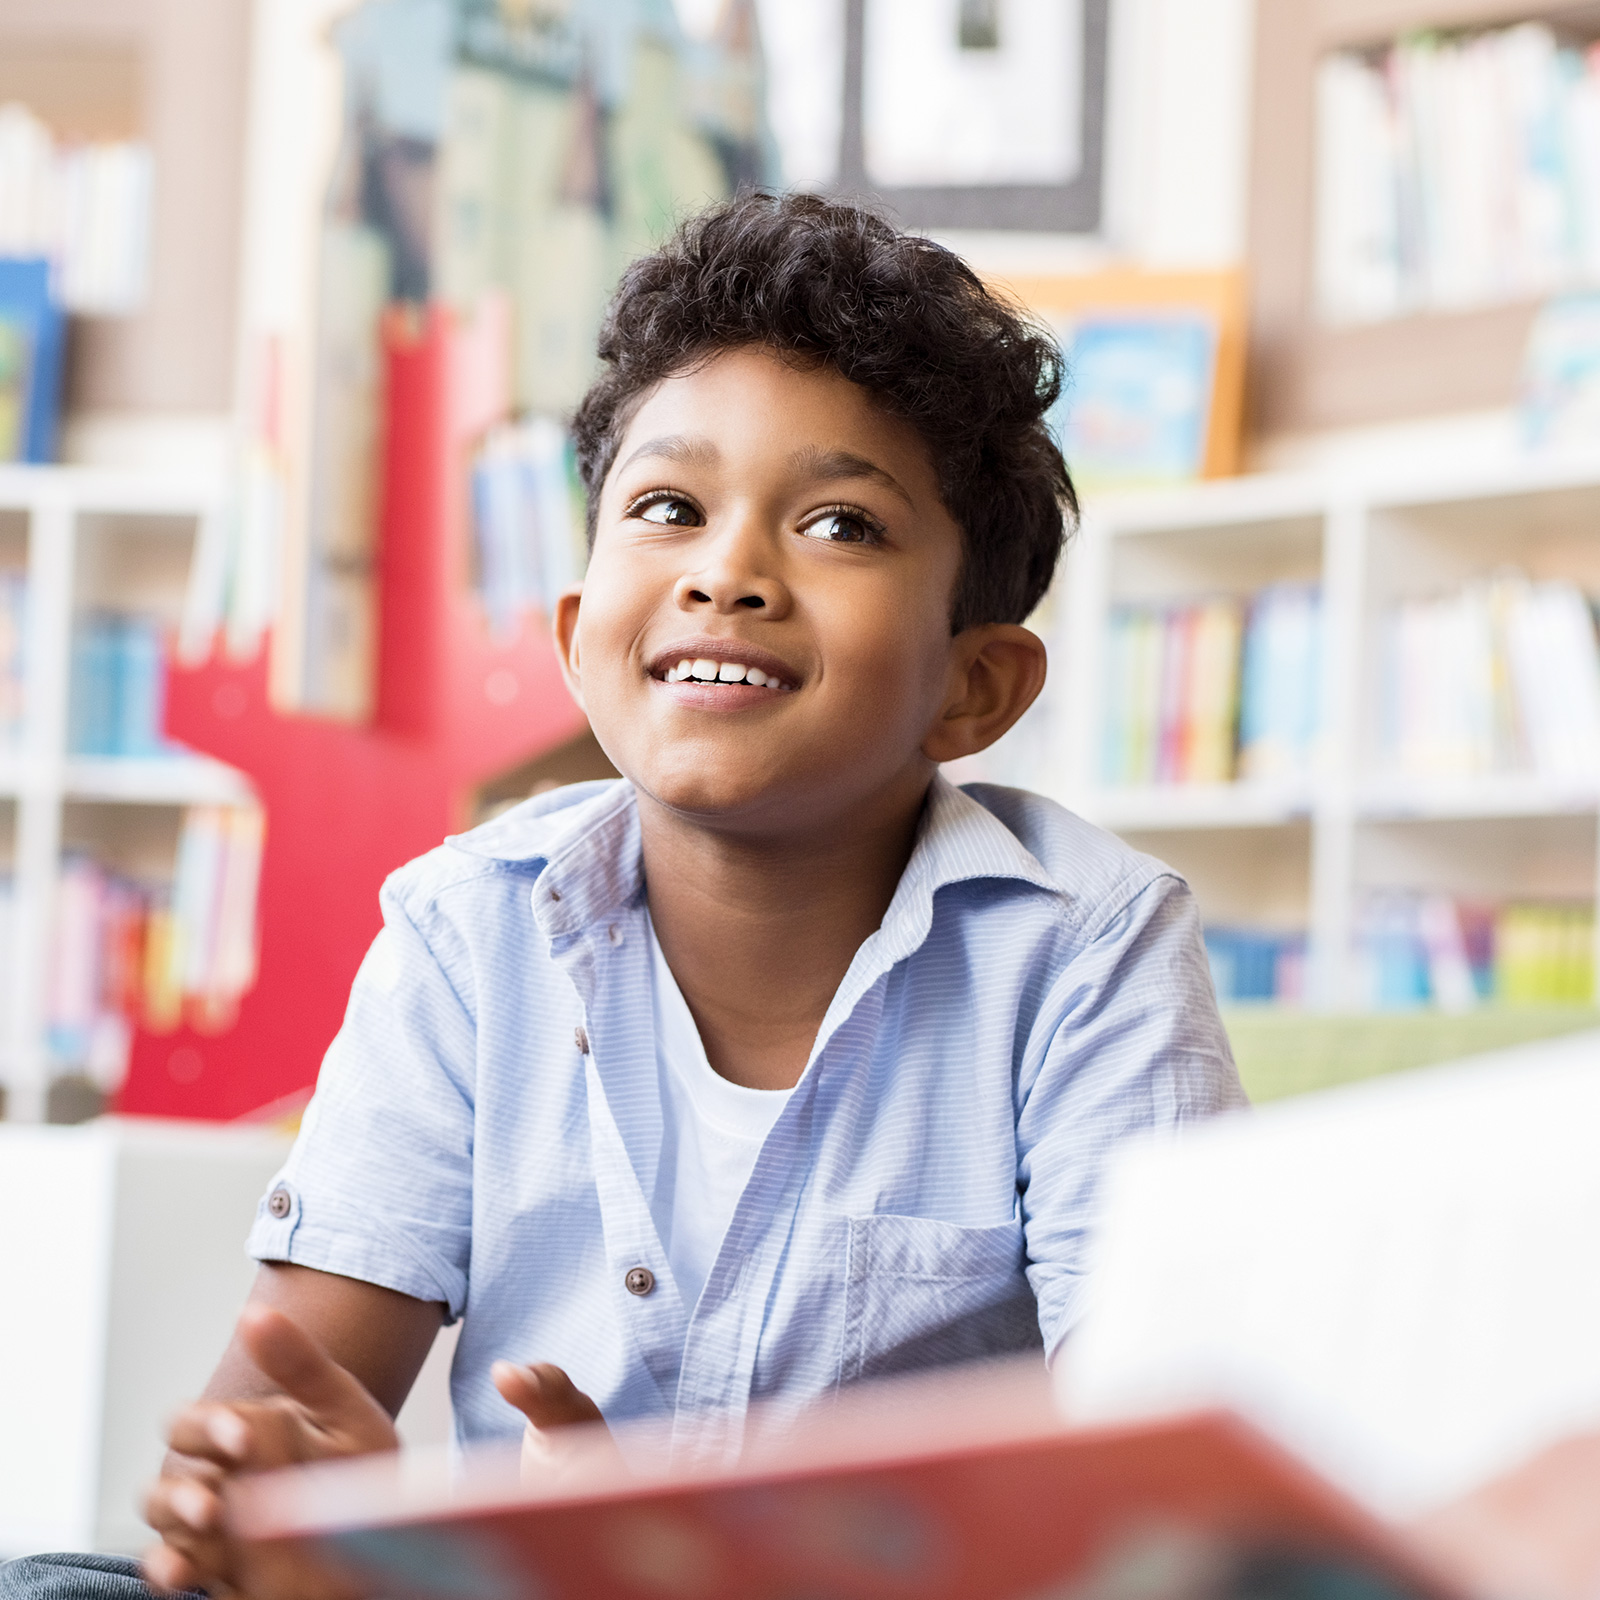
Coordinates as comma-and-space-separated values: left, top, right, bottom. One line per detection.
1045, 445, 1600, 1010
0, 466, 249, 1124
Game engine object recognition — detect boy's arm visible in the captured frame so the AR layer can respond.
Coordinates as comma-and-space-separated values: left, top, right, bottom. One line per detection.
1017, 874, 1244, 1358
143, 1262, 444, 1596
190, 1260, 446, 1417
144, 1263, 604, 1600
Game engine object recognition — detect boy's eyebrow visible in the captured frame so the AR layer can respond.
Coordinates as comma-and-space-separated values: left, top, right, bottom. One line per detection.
617, 434, 721, 473
788, 445, 915, 508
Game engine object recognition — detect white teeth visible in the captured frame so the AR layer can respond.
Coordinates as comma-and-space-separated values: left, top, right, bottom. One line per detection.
663, 656, 787, 688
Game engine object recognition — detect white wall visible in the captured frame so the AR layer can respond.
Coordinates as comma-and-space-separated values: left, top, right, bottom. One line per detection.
0, 1121, 291, 1557
741, 0, 1256, 278
1103, 0, 1255, 269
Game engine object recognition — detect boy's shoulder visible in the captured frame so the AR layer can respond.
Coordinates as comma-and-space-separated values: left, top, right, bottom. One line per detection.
379, 775, 1182, 949
947, 781, 1180, 936
380, 779, 634, 913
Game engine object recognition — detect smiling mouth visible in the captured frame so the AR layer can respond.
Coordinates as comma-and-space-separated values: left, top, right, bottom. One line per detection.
655, 656, 795, 691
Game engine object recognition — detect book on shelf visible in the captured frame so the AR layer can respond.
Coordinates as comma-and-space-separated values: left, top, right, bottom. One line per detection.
1205, 926, 1306, 1006
0, 101, 152, 317
0, 571, 23, 747
0, 871, 12, 1033
46, 806, 265, 1089
1356, 892, 1594, 1011
469, 415, 587, 637
68, 611, 184, 761
1002, 271, 1247, 482
1317, 23, 1600, 323
0, 255, 63, 463
1101, 586, 1319, 788
1377, 574, 1600, 781
1053, 315, 1219, 488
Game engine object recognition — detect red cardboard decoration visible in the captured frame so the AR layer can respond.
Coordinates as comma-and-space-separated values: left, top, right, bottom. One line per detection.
115, 305, 587, 1120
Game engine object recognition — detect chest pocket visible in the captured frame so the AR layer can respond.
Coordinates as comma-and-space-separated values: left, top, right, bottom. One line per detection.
839, 1212, 1042, 1386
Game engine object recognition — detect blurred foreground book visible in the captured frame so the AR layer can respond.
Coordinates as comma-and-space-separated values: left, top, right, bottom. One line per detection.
232, 1364, 1452, 1600
228, 1020, 1600, 1600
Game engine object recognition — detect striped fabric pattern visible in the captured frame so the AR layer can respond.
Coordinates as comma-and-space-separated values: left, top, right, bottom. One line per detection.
247, 776, 1245, 1466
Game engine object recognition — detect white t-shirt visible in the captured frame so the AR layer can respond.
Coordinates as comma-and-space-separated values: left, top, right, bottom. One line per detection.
648, 919, 792, 1311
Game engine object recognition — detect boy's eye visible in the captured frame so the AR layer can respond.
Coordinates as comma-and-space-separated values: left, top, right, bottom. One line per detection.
631, 494, 703, 527
799, 508, 882, 545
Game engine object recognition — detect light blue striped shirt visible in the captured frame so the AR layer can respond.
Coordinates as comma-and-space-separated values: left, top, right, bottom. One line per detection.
248, 776, 1244, 1463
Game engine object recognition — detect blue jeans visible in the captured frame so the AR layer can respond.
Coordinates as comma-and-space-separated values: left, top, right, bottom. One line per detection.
0, 1555, 201, 1600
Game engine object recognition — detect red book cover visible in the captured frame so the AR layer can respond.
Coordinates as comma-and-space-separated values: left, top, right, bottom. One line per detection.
228, 1362, 1457, 1600
1157, 607, 1196, 786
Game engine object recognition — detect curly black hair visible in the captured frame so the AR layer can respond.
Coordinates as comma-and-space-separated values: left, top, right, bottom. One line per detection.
570, 191, 1075, 633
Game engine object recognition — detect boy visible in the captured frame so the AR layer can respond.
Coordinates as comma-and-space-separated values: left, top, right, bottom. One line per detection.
13, 192, 1244, 1600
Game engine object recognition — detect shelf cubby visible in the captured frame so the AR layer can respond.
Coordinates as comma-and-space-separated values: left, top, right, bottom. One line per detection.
0, 466, 248, 1122
1047, 447, 1600, 1011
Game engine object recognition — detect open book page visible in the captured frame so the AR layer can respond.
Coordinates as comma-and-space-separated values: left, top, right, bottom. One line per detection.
1063, 1028, 1600, 1519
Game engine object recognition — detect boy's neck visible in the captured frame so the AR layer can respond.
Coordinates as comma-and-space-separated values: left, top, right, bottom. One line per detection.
638, 770, 933, 1091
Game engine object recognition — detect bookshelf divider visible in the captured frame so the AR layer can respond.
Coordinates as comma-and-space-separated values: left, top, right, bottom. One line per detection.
1057, 447, 1600, 1012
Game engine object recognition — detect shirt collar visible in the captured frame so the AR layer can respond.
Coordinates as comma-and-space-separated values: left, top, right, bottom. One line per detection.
450, 772, 1059, 942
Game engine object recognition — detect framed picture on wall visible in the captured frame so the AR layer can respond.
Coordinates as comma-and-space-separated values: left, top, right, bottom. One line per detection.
1000, 270, 1249, 487
837, 0, 1108, 231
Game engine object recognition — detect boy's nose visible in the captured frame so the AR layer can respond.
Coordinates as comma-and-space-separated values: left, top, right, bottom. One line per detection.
673, 528, 791, 617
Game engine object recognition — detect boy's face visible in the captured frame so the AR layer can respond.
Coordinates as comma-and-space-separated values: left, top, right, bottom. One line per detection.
557, 346, 976, 834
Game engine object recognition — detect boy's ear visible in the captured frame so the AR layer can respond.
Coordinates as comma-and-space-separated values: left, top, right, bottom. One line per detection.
921, 624, 1048, 765
551, 586, 586, 709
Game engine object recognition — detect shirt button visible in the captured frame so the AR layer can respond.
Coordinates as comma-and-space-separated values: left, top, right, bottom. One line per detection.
625, 1266, 655, 1297
267, 1186, 292, 1219
607, 924, 623, 946
574, 1025, 590, 1055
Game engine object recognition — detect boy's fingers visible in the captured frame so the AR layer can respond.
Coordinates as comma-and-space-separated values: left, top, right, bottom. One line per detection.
166, 1403, 255, 1465
235, 1305, 375, 1422
233, 1306, 397, 1454
491, 1360, 605, 1429
141, 1489, 235, 1597
141, 1541, 201, 1595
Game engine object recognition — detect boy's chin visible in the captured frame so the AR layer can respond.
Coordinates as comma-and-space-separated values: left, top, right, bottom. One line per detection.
628, 751, 826, 831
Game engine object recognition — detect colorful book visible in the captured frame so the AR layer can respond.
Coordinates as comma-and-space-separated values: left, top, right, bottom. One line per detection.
1238, 585, 1321, 782
1102, 589, 1311, 789
67, 611, 181, 759
43, 804, 267, 1084
1205, 926, 1306, 1005
1055, 314, 1219, 488
1378, 574, 1600, 781
0, 256, 63, 463
1356, 892, 1592, 1008
230, 1362, 1457, 1600
0, 571, 25, 747
1317, 22, 1600, 324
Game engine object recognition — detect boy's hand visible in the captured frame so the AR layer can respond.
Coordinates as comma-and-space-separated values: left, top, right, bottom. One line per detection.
490, 1360, 610, 1478
143, 1304, 399, 1597
1407, 1429, 1600, 1600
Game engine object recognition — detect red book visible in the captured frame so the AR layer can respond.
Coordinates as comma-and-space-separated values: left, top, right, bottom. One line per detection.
1156, 607, 1196, 785
229, 1361, 1455, 1600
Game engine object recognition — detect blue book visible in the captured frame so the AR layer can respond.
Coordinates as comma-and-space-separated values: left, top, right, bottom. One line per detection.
0, 257, 65, 463
1052, 313, 1217, 488
68, 614, 119, 756
116, 615, 170, 757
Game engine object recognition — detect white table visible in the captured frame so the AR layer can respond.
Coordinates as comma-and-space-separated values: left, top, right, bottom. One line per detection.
1, 1116, 459, 1557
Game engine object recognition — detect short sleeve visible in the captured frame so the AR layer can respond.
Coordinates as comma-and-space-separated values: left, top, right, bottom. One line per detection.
1015, 873, 1246, 1359
245, 874, 480, 1320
